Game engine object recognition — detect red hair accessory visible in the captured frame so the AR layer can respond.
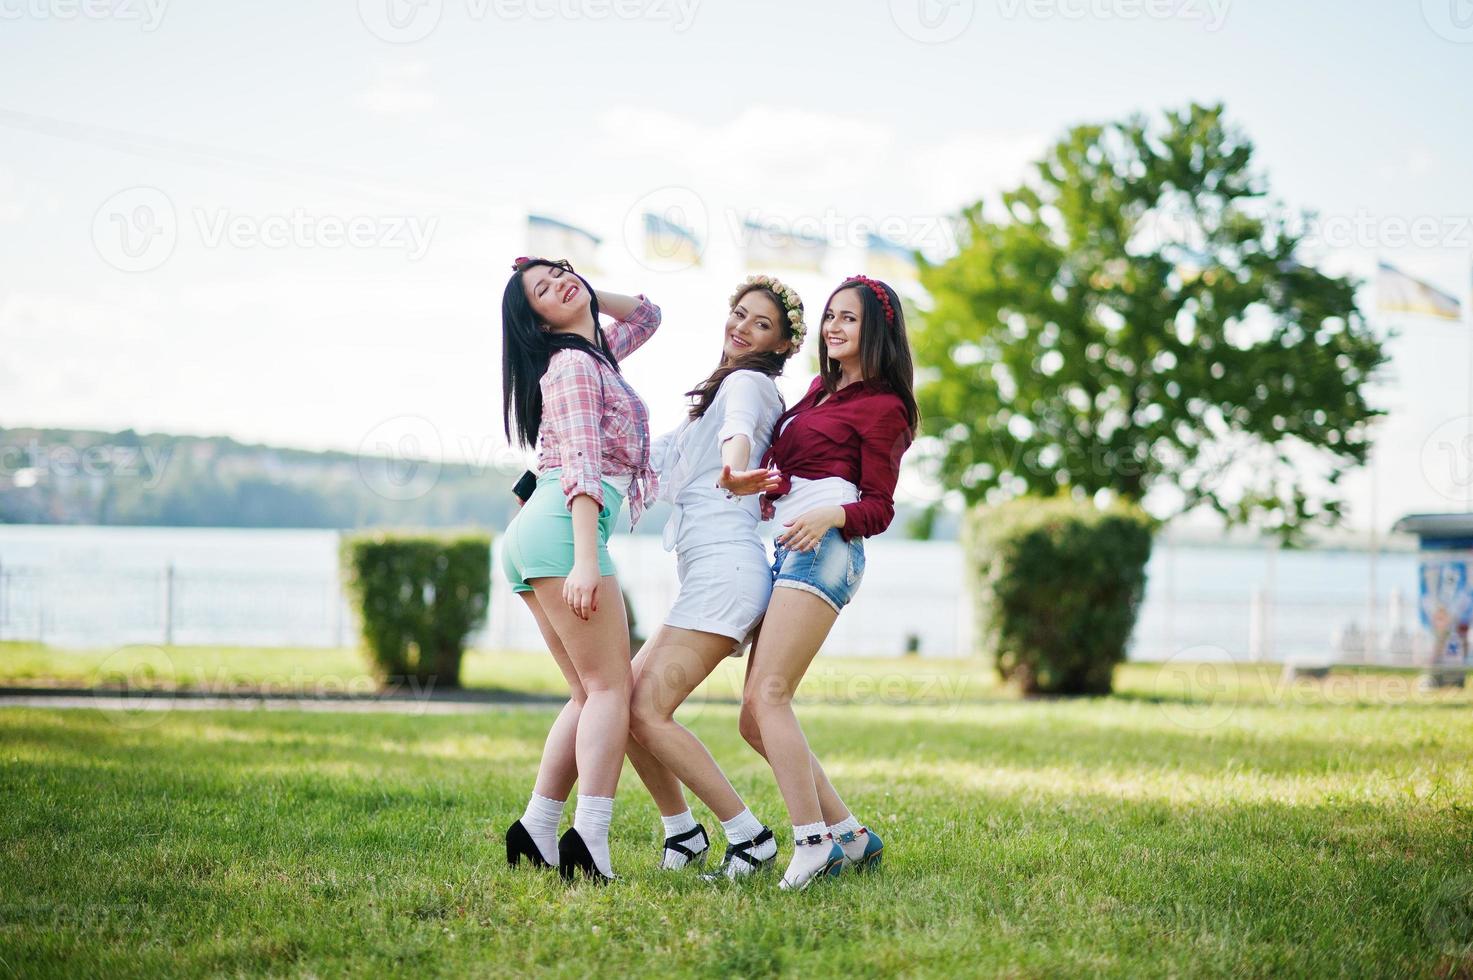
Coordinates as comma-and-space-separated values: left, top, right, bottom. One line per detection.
844, 275, 896, 327
511, 256, 533, 269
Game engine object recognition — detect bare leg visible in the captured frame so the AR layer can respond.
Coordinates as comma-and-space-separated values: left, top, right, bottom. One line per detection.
519, 591, 585, 801
629, 625, 749, 820
738, 640, 853, 826
529, 576, 632, 799
521, 587, 694, 814
741, 588, 845, 828
625, 637, 696, 817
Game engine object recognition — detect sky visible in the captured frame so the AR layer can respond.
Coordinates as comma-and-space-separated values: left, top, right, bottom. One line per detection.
1, 0, 1469, 533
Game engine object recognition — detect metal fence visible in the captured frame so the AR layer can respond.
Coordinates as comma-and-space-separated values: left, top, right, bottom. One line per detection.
0, 537, 1429, 663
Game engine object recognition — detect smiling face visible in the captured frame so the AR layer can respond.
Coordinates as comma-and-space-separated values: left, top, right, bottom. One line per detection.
724, 287, 791, 362
520, 263, 591, 332
821, 286, 865, 365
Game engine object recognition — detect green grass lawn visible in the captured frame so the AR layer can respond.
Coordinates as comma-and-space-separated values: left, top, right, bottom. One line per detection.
4, 640, 1467, 710
2, 645, 1472, 977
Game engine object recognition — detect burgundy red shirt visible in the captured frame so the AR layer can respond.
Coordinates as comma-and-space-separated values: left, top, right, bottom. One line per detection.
761, 375, 913, 540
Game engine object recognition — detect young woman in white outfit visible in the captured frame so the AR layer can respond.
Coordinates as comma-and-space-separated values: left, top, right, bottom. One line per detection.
617, 274, 807, 878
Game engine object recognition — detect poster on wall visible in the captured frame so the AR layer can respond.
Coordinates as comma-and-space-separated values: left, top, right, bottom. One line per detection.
1418, 556, 1473, 664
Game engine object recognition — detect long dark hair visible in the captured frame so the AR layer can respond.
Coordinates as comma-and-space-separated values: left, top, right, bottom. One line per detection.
684, 285, 798, 421
818, 277, 919, 433
501, 257, 616, 449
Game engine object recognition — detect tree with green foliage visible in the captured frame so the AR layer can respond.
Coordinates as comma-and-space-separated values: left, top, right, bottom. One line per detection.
914, 102, 1387, 541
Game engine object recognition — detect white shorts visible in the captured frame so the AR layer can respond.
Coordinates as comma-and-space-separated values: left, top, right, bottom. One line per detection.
664, 540, 772, 651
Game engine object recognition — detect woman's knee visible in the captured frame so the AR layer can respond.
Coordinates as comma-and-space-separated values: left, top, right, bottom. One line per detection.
627, 682, 671, 742
744, 672, 794, 718
577, 661, 634, 700
737, 699, 766, 751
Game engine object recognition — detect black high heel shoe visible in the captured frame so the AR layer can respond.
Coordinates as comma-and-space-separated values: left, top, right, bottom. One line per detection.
558, 827, 615, 883
700, 826, 777, 881
505, 820, 551, 869
662, 823, 710, 869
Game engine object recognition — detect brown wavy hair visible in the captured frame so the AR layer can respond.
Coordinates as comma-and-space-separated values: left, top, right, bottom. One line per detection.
684, 284, 800, 421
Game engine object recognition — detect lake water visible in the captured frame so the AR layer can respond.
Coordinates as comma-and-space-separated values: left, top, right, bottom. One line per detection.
0, 524, 1423, 662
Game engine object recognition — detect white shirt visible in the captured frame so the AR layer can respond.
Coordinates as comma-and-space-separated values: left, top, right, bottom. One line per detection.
771, 476, 859, 530
652, 370, 785, 552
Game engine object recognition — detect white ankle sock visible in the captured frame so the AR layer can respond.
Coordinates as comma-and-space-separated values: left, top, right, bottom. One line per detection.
660, 808, 704, 869
573, 794, 615, 877
781, 821, 836, 890
661, 808, 698, 839
829, 815, 867, 862
720, 808, 765, 846
520, 792, 564, 865
793, 820, 827, 842
712, 808, 776, 877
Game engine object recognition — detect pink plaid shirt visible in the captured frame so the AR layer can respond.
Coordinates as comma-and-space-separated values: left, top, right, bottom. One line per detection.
537, 295, 661, 528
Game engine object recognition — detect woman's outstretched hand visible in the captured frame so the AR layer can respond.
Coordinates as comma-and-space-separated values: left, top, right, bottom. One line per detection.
717, 464, 781, 496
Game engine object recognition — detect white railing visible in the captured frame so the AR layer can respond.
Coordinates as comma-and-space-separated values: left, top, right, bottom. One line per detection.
0, 535, 1431, 663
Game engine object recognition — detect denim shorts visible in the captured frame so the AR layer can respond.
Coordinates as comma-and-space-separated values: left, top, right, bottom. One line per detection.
770, 526, 865, 614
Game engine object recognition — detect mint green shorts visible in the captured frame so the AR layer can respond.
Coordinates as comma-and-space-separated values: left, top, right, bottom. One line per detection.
500, 469, 625, 593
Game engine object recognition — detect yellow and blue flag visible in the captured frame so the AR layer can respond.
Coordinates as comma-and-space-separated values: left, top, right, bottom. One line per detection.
1376, 260, 1462, 321
526, 214, 602, 274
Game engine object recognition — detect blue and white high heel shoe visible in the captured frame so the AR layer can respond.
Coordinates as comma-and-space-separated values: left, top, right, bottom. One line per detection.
778, 832, 845, 891
836, 826, 883, 872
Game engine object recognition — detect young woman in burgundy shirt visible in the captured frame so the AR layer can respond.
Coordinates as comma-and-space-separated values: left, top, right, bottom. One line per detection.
735, 275, 918, 889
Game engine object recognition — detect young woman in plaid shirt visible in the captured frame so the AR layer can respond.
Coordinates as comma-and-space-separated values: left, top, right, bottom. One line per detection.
498, 257, 662, 883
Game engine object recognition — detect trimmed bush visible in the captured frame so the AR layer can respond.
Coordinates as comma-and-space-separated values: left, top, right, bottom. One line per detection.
341, 532, 491, 689
966, 497, 1154, 695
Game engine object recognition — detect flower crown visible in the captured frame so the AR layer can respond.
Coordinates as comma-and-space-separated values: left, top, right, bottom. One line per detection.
729, 274, 806, 349
842, 274, 897, 327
